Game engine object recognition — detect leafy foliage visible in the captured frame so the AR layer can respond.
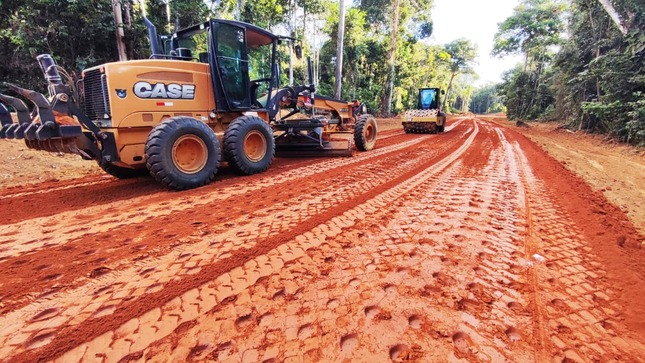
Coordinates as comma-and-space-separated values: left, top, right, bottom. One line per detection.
0, 0, 479, 119
554, 0, 645, 144
492, 0, 563, 121
494, 0, 644, 145
471, 84, 505, 114
0, 0, 119, 90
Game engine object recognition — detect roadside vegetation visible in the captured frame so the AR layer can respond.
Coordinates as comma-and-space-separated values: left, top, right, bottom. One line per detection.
0, 0, 642, 143
476, 0, 644, 145
0, 0, 477, 116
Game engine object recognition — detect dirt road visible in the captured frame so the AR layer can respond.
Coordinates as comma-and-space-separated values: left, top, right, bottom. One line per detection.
1, 117, 644, 362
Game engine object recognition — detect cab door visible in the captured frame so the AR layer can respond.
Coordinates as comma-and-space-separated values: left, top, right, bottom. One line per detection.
213, 22, 250, 109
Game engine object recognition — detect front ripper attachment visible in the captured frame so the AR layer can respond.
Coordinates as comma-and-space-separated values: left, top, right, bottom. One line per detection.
0, 93, 32, 140
1, 83, 84, 154
0, 103, 13, 138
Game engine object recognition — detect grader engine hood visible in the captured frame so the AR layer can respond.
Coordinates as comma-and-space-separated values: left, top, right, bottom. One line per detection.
84, 60, 214, 129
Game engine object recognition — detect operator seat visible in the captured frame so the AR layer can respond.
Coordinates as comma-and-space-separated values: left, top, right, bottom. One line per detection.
175, 48, 193, 61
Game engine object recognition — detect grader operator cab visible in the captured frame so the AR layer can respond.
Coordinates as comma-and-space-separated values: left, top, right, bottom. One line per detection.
401, 88, 446, 134
0, 19, 377, 190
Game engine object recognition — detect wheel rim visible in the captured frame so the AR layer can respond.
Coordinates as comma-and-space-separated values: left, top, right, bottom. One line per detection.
364, 121, 376, 142
243, 130, 267, 162
172, 135, 208, 174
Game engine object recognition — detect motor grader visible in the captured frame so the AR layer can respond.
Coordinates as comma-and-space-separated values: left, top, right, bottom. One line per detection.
0, 19, 377, 190
401, 88, 446, 134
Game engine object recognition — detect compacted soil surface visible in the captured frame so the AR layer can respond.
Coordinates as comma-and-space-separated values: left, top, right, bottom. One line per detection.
0, 116, 644, 362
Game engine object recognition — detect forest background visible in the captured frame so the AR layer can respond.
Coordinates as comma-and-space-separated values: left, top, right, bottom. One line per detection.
0, 0, 642, 144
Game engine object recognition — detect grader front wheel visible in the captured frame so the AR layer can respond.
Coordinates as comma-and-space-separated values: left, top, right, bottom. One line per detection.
354, 114, 378, 151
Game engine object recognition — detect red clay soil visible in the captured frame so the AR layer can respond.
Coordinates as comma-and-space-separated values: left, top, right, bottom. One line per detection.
0, 117, 644, 362
503, 127, 645, 334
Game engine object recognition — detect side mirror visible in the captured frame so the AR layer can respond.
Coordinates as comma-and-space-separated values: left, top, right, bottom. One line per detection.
294, 44, 302, 60
441, 89, 445, 95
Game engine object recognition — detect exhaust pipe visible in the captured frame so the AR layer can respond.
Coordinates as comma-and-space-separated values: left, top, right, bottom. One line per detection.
143, 15, 161, 59
307, 56, 315, 92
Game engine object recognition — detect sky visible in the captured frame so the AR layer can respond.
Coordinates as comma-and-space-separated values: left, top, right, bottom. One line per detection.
429, 0, 524, 86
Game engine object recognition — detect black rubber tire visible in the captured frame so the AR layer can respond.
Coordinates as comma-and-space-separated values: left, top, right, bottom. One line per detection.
354, 114, 378, 151
437, 113, 446, 133
145, 117, 220, 190
97, 159, 147, 179
223, 115, 274, 175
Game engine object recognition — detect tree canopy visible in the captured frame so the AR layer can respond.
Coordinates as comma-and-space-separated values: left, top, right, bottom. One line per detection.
494, 0, 645, 145
0, 0, 478, 116
6, 0, 641, 147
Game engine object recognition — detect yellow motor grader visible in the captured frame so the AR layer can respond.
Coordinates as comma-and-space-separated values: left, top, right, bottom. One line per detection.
0, 19, 377, 190
401, 88, 446, 134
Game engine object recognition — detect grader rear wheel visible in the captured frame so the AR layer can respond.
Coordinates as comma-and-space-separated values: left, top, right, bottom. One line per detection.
145, 117, 220, 190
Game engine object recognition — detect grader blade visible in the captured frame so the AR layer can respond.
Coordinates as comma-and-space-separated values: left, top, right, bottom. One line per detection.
275, 137, 353, 157
273, 119, 354, 157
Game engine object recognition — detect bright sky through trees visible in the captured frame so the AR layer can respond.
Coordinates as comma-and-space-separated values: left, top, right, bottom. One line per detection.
430, 0, 524, 85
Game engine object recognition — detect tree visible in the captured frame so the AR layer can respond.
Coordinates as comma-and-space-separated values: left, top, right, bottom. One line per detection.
334, 0, 346, 98
471, 84, 503, 114
0, 0, 120, 90
442, 38, 477, 112
553, 0, 644, 144
492, 0, 564, 71
492, 0, 564, 120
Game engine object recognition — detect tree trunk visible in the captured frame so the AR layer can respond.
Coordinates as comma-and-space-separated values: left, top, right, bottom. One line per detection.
334, 0, 346, 98
236, 0, 244, 20
122, 0, 135, 60
442, 72, 456, 112
381, 0, 401, 115
112, 0, 127, 61
596, 0, 628, 35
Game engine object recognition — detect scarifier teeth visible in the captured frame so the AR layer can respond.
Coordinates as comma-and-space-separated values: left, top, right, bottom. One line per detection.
0, 103, 12, 139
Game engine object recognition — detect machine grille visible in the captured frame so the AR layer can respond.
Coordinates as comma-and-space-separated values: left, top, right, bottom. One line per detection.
83, 69, 111, 120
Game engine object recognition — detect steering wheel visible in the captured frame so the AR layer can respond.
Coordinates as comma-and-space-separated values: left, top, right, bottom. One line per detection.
250, 78, 273, 108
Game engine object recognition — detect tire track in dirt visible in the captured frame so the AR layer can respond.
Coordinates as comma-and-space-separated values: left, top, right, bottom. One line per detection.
0, 123, 456, 230
0, 141, 420, 259
0, 128, 409, 206
503, 128, 645, 362
1, 122, 473, 361
0, 128, 466, 302
5, 118, 644, 362
0, 139, 458, 318
110, 119, 644, 363
43, 120, 482, 363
